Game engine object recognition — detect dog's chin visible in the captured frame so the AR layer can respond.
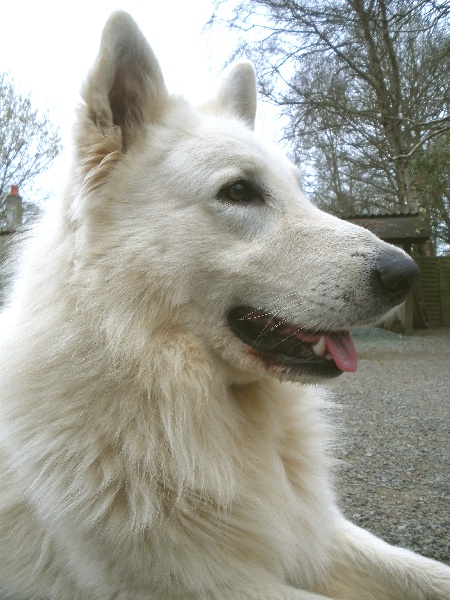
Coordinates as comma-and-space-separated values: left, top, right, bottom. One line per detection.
227, 306, 359, 382
245, 353, 344, 384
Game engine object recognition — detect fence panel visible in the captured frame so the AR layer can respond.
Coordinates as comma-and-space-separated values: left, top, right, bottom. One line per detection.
414, 257, 450, 328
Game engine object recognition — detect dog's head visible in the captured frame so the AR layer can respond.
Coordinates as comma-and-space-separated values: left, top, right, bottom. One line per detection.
70, 12, 419, 384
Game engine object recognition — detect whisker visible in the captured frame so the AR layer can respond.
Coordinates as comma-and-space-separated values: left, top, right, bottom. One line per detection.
252, 299, 301, 347
237, 293, 301, 322
162, 309, 183, 344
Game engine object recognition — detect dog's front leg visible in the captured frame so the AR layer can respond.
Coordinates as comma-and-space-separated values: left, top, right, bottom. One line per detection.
324, 517, 450, 600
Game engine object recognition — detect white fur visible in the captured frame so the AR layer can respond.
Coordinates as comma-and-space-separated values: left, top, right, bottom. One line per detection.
0, 12, 448, 600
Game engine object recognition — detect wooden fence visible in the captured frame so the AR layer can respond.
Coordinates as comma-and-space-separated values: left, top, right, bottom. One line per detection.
414, 257, 450, 328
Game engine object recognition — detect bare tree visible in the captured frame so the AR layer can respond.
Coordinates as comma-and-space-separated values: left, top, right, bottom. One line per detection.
413, 131, 450, 246
0, 73, 61, 225
210, 0, 450, 248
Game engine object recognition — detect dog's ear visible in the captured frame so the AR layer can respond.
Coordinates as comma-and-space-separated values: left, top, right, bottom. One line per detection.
206, 61, 257, 129
81, 11, 168, 151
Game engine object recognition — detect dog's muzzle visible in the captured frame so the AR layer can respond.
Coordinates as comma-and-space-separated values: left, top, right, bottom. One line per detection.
226, 248, 420, 381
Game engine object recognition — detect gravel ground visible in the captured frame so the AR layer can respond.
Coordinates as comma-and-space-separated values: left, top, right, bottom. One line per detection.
327, 327, 450, 564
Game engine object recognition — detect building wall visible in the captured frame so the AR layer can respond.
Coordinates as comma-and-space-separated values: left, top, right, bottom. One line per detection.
0, 233, 13, 302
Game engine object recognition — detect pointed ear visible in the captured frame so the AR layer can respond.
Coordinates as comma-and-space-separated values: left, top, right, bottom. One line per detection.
205, 61, 257, 129
81, 11, 168, 151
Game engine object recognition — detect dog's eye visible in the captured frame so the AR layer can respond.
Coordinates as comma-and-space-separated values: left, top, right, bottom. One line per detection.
226, 182, 249, 202
219, 181, 254, 203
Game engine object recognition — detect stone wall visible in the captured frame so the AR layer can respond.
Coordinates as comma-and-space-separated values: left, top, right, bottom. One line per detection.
0, 187, 23, 303
0, 233, 12, 302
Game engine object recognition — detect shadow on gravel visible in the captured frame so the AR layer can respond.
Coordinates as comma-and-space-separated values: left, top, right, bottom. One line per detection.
352, 326, 450, 357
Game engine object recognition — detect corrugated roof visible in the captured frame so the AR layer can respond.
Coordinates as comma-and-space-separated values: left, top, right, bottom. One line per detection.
344, 214, 430, 242
341, 208, 420, 219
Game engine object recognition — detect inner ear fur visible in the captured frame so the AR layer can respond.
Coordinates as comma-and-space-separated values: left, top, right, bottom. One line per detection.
81, 11, 168, 151
205, 61, 257, 129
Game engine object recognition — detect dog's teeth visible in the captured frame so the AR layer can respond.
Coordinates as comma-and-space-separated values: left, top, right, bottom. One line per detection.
312, 337, 326, 357
278, 324, 294, 336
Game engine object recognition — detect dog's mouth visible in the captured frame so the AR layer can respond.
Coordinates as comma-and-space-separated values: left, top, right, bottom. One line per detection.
227, 306, 357, 378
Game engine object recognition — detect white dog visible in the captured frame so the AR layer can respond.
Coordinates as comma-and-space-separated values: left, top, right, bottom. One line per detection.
0, 12, 448, 600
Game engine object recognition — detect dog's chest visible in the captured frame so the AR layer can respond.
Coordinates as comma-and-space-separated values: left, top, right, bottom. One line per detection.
115, 433, 334, 591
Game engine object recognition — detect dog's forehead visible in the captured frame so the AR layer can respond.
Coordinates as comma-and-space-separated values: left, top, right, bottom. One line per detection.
168, 111, 300, 186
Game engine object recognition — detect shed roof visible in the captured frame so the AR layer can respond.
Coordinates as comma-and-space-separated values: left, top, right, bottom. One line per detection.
344, 213, 430, 243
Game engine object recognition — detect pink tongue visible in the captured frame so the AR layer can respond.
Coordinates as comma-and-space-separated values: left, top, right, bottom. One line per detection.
325, 332, 358, 372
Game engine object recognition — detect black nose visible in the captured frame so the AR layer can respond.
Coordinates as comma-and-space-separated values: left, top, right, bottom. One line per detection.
374, 250, 420, 305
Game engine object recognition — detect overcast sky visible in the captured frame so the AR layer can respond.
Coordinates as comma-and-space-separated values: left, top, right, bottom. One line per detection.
1, 0, 280, 199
